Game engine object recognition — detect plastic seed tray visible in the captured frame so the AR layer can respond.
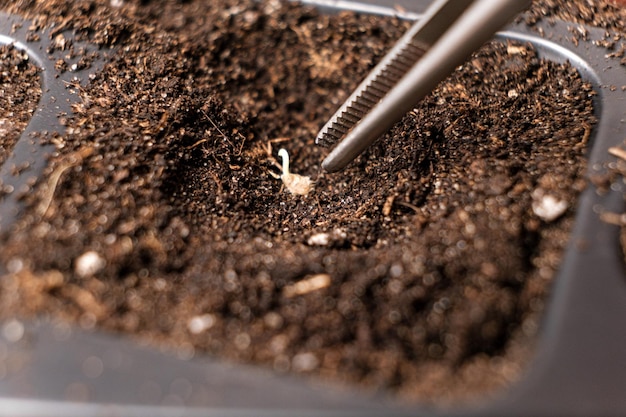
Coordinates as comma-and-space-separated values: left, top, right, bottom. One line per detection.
0, 1, 625, 416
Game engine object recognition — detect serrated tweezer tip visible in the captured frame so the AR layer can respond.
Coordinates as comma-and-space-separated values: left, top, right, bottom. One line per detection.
317, 0, 532, 172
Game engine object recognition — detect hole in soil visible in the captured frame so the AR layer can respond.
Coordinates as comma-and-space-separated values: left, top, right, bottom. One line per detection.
0, 43, 41, 166
157, 36, 594, 402
0, 0, 597, 406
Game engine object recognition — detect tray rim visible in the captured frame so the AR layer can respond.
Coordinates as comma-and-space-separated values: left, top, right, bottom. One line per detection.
1, 1, 625, 416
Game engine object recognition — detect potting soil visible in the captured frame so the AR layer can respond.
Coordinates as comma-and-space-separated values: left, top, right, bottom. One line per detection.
0, 0, 610, 404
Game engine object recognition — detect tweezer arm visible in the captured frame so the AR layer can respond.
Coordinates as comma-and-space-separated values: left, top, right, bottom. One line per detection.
315, 0, 475, 148
321, 0, 532, 172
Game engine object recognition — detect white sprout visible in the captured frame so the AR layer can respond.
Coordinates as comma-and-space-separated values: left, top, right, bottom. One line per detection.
278, 148, 292, 176
278, 148, 313, 196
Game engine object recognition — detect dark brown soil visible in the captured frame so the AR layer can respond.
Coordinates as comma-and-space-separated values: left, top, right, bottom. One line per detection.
0, 44, 41, 165
0, 0, 605, 405
525, 0, 626, 29
523, 0, 626, 61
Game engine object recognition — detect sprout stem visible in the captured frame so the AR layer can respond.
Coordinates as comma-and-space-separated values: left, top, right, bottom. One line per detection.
278, 148, 290, 177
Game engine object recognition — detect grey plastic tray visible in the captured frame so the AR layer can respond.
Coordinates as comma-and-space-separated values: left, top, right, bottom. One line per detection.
1, 1, 625, 416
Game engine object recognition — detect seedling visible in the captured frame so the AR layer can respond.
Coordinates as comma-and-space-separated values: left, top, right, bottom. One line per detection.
277, 148, 313, 196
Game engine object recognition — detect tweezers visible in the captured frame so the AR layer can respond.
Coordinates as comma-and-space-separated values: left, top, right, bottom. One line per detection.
316, 0, 532, 172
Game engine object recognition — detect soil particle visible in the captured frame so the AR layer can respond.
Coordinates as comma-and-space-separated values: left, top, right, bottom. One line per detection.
0, 0, 607, 405
594, 149, 626, 264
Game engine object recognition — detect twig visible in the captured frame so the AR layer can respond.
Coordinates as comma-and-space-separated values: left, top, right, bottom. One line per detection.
37, 147, 93, 217
609, 146, 626, 161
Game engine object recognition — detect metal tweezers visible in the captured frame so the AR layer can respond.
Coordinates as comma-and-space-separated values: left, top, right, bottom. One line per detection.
317, 0, 532, 172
